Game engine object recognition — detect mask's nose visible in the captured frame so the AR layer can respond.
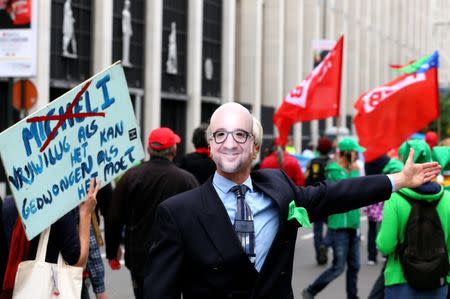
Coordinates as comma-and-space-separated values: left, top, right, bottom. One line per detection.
222, 132, 238, 148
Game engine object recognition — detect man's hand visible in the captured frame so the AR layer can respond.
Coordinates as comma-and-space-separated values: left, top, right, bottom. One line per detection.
390, 149, 441, 190
108, 247, 123, 270
108, 259, 121, 270
350, 161, 360, 171
79, 178, 100, 218
95, 292, 108, 299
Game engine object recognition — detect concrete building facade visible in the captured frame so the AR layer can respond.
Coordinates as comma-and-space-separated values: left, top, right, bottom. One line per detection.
1, 0, 450, 193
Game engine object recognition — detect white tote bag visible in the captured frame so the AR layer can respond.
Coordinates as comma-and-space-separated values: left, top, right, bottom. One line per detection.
12, 227, 83, 299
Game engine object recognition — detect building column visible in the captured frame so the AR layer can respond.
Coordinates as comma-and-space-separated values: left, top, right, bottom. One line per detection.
365, 2, 373, 90
418, 0, 424, 54
186, 0, 204, 152
221, 0, 236, 103
261, 0, 284, 146
284, 0, 304, 151
144, 0, 163, 147
340, 0, 349, 131
405, 0, 411, 57
353, 0, 361, 110
262, 0, 284, 109
312, 0, 327, 144
374, 0, 381, 85
422, 1, 429, 54
293, 0, 304, 152
31, 0, 52, 113
413, 0, 419, 56
426, 1, 432, 54
92, 1, 113, 74
401, 0, 407, 60
236, 0, 263, 120
383, 0, 391, 82
316, 0, 330, 135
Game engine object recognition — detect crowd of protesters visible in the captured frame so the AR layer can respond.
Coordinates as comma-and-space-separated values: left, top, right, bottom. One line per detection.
1, 103, 449, 299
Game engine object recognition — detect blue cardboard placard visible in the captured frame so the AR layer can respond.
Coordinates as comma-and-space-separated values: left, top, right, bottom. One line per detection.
0, 63, 145, 240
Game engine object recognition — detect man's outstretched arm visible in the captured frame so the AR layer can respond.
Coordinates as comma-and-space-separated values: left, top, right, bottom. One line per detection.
293, 149, 440, 222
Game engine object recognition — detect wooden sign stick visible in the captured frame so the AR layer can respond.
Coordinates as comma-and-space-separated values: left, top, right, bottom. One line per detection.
91, 211, 104, 247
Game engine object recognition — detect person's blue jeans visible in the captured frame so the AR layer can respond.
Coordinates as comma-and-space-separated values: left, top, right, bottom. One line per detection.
313, 220, 325, 258
385, 283, 448, 299
367, 220, 379, 262
307, 228, 360, 299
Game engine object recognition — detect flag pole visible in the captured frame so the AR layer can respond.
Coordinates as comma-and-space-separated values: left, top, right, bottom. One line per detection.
336, 36, 344, 142
438, 117, 442, 141
336, 116, 341, 141
435, 60, 441, 141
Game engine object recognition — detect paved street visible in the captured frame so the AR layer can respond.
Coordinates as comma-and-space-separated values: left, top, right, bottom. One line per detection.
93, 216, 383, 299
292, 217, 383, 299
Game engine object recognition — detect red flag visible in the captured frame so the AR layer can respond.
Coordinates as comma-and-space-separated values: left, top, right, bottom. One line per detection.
353, 52, 440, 162
273, 36, 343, 146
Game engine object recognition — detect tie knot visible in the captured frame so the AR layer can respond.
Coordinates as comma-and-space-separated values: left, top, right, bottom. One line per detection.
230, 185, 248, 198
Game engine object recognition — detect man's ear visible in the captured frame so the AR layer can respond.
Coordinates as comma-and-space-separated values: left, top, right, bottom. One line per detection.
252, 145, 260, 160
209, 144, 214, 159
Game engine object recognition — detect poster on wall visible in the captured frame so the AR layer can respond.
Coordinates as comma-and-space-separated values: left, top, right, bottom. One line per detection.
0, 63, 145, 239
0, 0, 37, 77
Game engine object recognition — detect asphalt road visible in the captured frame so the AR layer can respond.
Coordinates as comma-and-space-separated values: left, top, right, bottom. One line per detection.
93, 216, 383, 299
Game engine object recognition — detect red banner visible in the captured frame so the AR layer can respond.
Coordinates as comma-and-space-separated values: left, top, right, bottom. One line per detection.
354, 67, 439, 162
274, 36, 343, 146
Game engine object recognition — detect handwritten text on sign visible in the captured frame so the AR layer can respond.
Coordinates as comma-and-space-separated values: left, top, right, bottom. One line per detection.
0, 63, 145, 240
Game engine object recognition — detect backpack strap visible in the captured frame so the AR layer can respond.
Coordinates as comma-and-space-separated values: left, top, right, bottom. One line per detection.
397, 190, 444, 207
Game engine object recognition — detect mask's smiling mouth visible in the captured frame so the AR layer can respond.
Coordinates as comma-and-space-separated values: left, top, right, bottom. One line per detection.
221, 151, 240, 158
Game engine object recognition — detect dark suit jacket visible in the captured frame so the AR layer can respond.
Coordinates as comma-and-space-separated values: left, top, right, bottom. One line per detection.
144, 169, 392, 299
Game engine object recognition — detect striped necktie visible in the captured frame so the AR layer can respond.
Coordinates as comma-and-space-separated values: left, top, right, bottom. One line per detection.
230, 185, 255, 264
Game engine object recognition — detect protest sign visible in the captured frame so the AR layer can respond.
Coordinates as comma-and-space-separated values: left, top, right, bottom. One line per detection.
0, 62, 145, 239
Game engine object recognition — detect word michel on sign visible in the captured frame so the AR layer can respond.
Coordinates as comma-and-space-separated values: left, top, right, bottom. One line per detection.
0, 63, 145, 240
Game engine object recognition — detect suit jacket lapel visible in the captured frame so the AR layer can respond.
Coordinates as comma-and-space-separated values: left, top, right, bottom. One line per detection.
251, 172, 294, 279
197, 180, 250, 263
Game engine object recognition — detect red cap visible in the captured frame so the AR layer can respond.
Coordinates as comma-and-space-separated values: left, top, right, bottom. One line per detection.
147, 127, 181, 150
425, 131, 438, 149
317, 137, 332, 155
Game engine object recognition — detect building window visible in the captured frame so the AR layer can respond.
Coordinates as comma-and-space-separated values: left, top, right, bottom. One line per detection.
202, 0, 222, 98
50, 0, 92, 84
161, 0, 187, 95
112, 0, 145, 89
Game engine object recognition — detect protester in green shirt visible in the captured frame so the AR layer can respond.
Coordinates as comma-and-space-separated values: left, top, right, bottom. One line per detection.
303, 137, 365, 299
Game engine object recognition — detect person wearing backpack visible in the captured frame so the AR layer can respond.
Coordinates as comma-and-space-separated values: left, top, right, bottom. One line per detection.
305, 137, 333, 265
303, 137, 365, 299
376, 140, 450, 299
367, 158, 405, 299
